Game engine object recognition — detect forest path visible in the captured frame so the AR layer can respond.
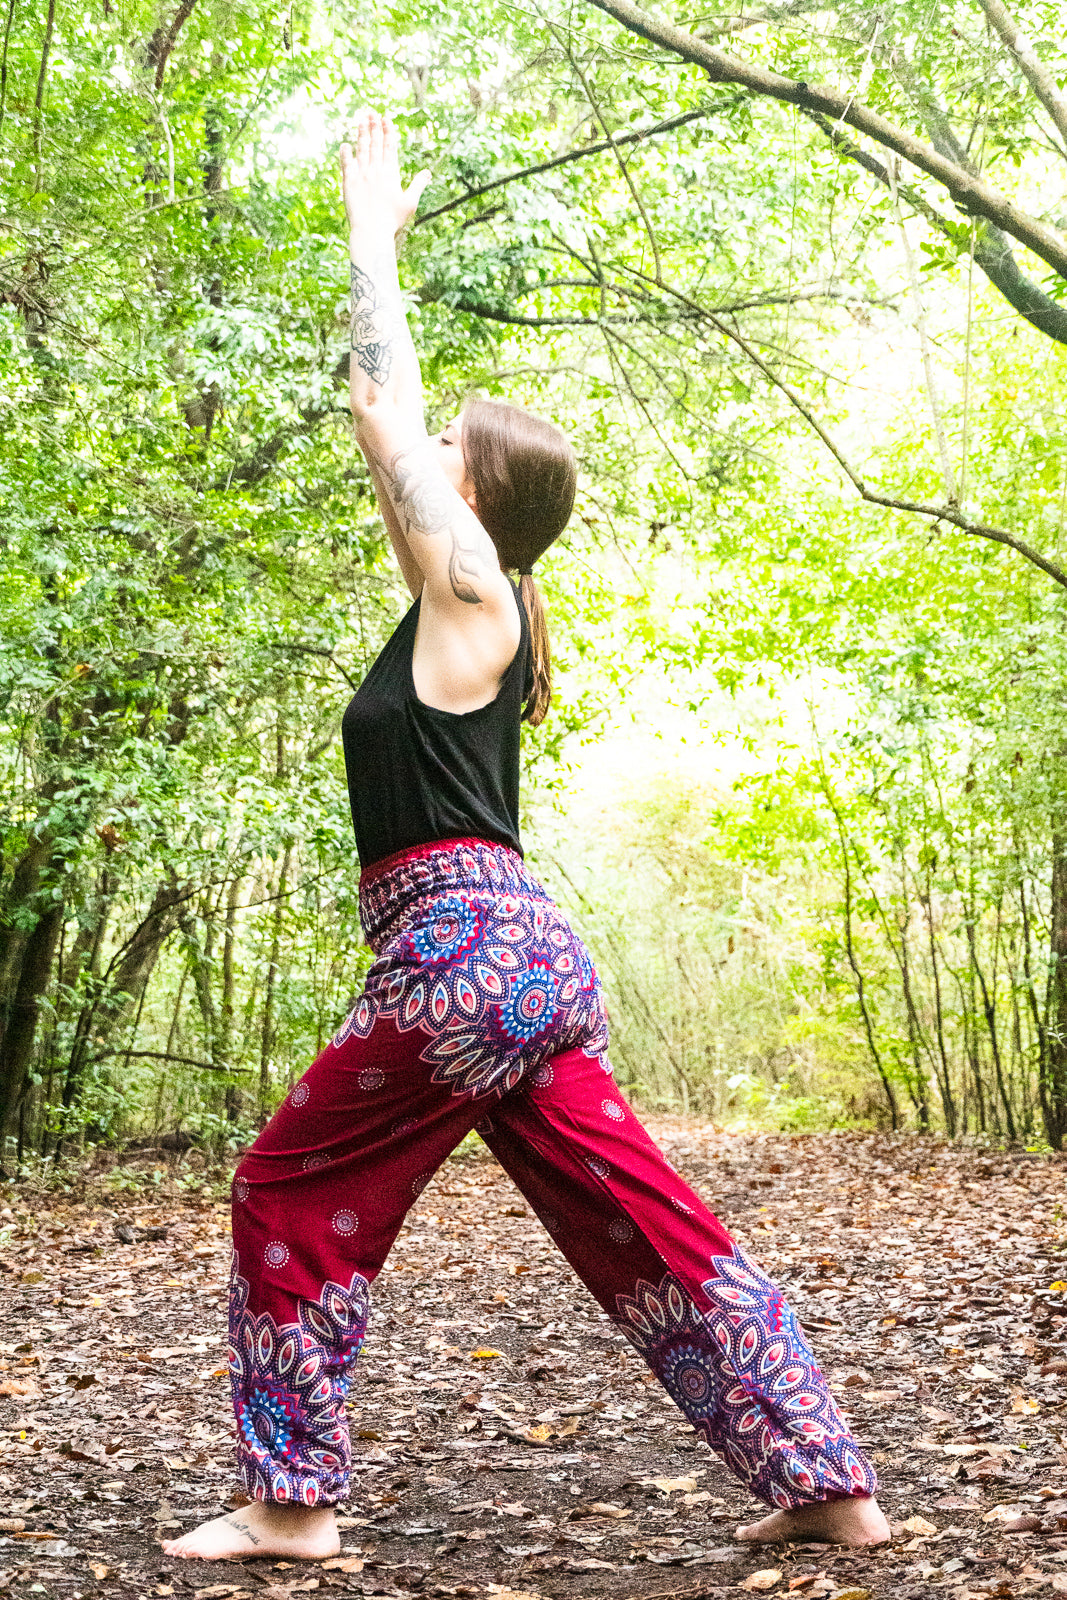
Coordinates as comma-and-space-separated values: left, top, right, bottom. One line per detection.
0, 1122, 1064, 1600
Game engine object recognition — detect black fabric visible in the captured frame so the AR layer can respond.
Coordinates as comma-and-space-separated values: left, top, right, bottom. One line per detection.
342, 585, 532, 869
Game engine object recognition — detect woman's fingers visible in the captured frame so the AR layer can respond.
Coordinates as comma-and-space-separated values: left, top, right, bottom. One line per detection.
367, 109, 383, 168
382, 113, 398, 171
343, 109, 421, 231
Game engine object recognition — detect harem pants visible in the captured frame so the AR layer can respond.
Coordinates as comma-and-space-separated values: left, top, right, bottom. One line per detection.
229, 837, 877, 1511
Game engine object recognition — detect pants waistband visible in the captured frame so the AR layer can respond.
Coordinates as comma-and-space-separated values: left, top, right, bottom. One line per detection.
358, 836, 544, 951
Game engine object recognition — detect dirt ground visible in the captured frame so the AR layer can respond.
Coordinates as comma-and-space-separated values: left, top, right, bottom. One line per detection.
0, 1120, 1065, 1600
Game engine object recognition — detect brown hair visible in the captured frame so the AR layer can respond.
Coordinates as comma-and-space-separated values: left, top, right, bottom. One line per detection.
460, 397, 576, 726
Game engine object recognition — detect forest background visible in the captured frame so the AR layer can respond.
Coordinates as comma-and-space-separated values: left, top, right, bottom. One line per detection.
3, 0, 1067, 1169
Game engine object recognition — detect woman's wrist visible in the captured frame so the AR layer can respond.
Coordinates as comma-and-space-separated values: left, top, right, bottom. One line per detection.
348, 223, 398, 257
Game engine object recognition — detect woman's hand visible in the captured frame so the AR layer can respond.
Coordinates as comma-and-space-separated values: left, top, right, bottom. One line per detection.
341, 109, 431, 241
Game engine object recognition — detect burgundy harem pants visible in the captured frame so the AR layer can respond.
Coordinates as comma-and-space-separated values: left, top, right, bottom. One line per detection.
228, 837, 877, 1511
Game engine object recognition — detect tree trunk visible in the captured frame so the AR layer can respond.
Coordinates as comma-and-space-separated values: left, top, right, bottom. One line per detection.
1043, 807, 1067, 1149
260, 846, 292, 1113
0, 834, 61, 1145
0, 899, 63, 1143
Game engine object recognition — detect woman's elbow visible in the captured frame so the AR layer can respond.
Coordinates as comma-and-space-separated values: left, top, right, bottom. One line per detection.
349, 390, 379, 427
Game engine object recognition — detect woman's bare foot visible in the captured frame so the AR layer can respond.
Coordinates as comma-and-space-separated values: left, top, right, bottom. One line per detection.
161, 1501, 340, 1562
737, 1494, 891, 1546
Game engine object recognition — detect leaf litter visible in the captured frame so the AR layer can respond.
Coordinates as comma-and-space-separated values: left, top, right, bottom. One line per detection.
0, 1122, 1065, 1599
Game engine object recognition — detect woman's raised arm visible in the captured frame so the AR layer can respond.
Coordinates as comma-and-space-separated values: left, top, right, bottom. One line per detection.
342, 111, 513, 621
342, 111, 427, 427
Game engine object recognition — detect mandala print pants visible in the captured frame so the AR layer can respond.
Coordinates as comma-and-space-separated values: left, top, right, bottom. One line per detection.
228, 837, 877, 1510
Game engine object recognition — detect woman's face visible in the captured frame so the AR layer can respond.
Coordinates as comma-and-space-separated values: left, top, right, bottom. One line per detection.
435, 414, 476, 508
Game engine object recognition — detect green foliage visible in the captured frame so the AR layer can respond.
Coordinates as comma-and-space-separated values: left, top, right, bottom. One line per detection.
1, 0, 1066, 1150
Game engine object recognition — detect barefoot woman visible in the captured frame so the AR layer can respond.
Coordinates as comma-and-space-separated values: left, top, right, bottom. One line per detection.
164, 110, 889, 1563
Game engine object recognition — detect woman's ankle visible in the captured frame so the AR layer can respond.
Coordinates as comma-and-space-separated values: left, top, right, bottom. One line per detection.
251, 1500, 337, 1521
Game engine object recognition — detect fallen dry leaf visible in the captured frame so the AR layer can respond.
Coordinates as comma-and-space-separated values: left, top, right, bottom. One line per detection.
741, 1571, 782, 1593
321, 1557, 363, 1572
89, 1564, 108, 1581
641, 1475, 699, 1493
983, 1504, 1029, 1524
570, 1501, 631, 1519
900, 1515, 939, 1536
4, 1124, 1067, 1600
469, 1347, 504, 1359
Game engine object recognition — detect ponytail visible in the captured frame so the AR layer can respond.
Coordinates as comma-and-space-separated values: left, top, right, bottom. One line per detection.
458, 397, 575, 728
520, 572, 551, 726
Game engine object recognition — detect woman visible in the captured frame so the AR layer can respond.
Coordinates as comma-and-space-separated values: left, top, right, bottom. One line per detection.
164, 110, 889, 1564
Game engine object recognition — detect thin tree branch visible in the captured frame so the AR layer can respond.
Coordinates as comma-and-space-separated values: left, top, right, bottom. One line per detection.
888, 158, 958, 503
800, 107, 1067, 347
413, 99, 743, 226
583, 0, 1067, 282
0, 0, 17, 140
637, 269, 1067, 589
145, 0, 198, 91
32, 0, 55, 195
87, 1048, 252, 1074
267, 643, 359, 690
431, 282, 885, 329
543, 11, 663, 281
976, 0, 1067, 152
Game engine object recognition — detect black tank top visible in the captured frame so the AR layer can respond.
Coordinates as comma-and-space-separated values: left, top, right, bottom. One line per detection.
342, 585, 532, 868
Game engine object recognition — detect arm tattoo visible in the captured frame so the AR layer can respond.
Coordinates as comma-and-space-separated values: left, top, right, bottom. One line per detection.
350, 259, 401, 388
378, 445, 498, 606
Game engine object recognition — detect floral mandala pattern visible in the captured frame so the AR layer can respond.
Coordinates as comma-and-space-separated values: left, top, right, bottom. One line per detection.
229, 1252, 370, 1506
332, 845, 608, 1100
614, 1246, 877, 1509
